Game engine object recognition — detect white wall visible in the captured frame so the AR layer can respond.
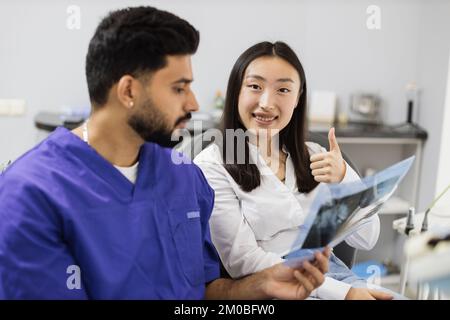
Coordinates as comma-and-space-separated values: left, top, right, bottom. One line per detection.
434, 50, 450, 209
415, 0, 450, 210
0, 0, 449, 210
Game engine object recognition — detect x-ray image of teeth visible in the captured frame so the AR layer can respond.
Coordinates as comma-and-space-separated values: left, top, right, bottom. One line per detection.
285, 156, 414, 265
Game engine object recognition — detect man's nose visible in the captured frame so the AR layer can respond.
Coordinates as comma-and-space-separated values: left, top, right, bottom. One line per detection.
186, 90, 199, 112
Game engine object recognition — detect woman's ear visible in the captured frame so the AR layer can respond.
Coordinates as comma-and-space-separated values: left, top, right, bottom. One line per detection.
294, 89, 303, 108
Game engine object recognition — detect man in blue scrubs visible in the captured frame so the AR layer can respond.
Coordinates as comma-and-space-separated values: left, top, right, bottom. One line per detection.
0, 6, 329, 299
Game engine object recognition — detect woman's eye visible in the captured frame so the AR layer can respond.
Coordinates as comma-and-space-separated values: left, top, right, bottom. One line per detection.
279, 88, 291, 93
174, 87, 185, 94
247, 84, 261, 90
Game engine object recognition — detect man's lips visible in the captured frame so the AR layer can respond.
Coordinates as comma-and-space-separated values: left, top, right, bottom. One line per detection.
175, 113, 192, 128
175, 119, 189, 129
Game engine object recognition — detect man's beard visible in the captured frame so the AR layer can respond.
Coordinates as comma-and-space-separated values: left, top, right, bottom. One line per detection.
128, 97, 191, 148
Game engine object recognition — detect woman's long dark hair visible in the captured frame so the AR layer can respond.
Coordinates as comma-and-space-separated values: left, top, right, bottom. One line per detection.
219, 41, 318, 193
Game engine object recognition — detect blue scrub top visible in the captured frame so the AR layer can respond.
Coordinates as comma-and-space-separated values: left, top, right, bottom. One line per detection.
0, 127, 220, 299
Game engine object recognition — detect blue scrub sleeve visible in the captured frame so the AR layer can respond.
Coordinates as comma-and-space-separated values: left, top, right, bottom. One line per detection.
202, 220, 221, 283
195, 167, 221, 284
0, 175, 88, 299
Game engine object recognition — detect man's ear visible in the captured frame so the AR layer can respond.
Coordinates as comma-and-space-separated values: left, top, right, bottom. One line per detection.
116, 75, 140, 109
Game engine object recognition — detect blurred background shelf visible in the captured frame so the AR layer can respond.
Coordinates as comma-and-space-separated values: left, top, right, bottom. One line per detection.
379, 196, 410, 215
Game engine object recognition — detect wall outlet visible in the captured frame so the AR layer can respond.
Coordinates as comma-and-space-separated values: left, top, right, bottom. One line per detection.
0, 99, 26, 116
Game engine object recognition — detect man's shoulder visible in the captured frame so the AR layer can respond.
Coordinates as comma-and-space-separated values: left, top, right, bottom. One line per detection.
1, 137, 67, 189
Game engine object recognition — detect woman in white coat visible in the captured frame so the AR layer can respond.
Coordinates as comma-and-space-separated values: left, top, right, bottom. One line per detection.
194, 41, 396, 300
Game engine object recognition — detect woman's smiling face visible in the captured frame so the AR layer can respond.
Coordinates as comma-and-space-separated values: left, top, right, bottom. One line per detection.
238, 56, 302, 136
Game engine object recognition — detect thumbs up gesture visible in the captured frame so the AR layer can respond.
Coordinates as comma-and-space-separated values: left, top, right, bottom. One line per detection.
309, 127, 346, 183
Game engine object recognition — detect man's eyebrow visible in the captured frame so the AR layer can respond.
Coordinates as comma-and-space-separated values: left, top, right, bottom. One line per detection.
171, 78, 193, 85
245, 74, 295, 83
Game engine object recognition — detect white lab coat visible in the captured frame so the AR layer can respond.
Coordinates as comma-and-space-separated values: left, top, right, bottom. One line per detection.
194, 141, 380, 299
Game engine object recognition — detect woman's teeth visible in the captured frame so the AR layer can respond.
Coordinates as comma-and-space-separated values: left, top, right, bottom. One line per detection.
254, 115, 277, 122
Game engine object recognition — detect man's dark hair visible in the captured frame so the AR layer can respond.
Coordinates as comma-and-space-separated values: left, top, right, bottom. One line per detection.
85, 6, 200, 106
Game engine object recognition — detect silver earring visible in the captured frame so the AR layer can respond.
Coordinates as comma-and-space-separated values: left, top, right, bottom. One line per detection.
129, 101, 134, 107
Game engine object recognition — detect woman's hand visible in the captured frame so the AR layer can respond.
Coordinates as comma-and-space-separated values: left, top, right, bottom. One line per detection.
345, 287, 394, 300
310, 127, 346, 183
